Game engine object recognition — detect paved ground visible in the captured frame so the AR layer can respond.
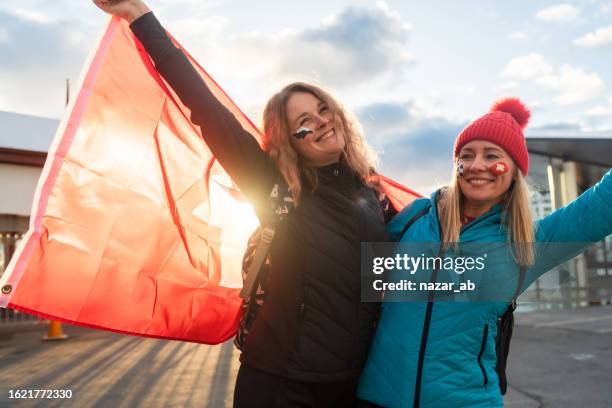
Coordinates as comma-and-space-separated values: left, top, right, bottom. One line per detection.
0, 305, 611, 407
504, 305, 612, 408
0, 325, 239, 407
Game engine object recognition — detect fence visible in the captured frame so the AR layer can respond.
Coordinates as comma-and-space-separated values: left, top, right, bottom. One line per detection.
0, 230, 40, 325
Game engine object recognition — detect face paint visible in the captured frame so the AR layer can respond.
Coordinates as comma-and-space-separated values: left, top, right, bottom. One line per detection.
292, 126, 313, 140
489, 161, 509, 176
457, 160, 465, 177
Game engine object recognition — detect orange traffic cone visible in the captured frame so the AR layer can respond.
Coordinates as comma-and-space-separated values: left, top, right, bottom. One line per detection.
42, 320, 68, 341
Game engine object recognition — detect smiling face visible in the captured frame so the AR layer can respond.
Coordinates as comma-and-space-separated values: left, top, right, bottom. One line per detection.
285, 91, 346, 167
456, 140, 517, 212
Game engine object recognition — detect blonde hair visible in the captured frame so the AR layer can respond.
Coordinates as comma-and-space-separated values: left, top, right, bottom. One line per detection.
262, 82, 378, 204
438, 166, 535, 267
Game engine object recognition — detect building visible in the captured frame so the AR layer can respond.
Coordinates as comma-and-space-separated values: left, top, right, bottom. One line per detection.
0, 111, 57, 322
524, 134, 612, 308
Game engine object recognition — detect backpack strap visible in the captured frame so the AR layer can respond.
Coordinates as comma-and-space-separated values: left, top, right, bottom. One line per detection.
398, 204, 431, 240
512, 265, 526, 307
240, 227, 275, 299
239, 178, 293, 299
496, 265, 526, 395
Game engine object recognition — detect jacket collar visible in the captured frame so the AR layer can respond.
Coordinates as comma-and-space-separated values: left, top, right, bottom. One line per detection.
430, 189, 505, 234
316, 159, 358, 188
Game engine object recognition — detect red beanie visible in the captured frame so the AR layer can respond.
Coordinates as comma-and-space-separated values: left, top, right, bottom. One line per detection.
454, 97, 531, 175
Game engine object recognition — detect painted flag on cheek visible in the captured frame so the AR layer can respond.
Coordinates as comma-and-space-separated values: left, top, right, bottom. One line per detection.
0, 17, 419, 344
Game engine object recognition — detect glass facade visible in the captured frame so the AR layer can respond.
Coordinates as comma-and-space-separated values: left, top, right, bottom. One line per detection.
522, 152, 612, 309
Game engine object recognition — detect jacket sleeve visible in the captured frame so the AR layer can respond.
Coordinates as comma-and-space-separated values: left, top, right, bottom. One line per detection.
130, 12, 276, 206
525, 168, 612, 287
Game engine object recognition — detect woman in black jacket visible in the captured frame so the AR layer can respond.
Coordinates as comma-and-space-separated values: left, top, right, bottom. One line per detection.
93, 1, 397, 406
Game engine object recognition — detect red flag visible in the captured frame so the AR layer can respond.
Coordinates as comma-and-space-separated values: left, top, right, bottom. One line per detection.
0, 17, 419, 344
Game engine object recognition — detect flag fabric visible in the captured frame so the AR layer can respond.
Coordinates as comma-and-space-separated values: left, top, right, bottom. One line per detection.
0, 17, 420, 344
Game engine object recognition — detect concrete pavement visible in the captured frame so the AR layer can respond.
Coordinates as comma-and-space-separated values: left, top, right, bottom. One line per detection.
505, 305, 612, 408
0, 305, 611, 407
0, 326, 238, 407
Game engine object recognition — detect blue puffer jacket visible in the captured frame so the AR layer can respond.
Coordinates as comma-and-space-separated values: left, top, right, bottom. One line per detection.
358, 169, 612, 408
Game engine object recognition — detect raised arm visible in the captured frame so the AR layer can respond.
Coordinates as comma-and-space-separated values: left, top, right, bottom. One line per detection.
93, 1, 276, 205
524, 168, 612, 287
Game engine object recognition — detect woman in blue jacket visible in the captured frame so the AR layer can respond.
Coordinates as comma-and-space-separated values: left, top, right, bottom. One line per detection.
358, 98, 612, 407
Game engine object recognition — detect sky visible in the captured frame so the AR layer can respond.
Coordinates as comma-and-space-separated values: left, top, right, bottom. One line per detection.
1, 0, 611, 193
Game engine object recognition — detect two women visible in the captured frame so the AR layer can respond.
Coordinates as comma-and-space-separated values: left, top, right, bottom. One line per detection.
94, 1, 397, 406
357, 98, 612, 407
95, 2, 612, 407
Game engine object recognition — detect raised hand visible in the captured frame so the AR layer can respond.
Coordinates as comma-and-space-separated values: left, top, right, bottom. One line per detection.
92, 0, 150, 23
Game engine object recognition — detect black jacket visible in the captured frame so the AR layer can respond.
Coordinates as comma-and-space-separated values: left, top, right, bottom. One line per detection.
131, 12, 394, 383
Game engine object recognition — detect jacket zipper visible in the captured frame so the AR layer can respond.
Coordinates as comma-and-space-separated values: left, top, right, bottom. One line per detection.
413, 294, 436, 408
463, 205, 498, 387
413, 196, 500, 406
477, 324, 489, 386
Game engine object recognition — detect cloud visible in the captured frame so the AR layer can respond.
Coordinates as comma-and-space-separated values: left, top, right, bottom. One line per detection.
12, 8, 50, 24
582, 101, 612, 131
501, 53, 553, 80
600, 3, 612, 15
574, 25, 612, 47
530, 122, 582, 132
535, 4, 581, 22
0, 0, 237, 117
501, 55, 603, 105
0, 7, 98, 117
0, 5, 101, 70
536, 65, 604, 105
508, 31, 527, 40
355, 101, 464, 194
0, 1, 414, 121
0, 27, 8, 43
358, 101, 416, 142
499, 81, 519, 91
222, 2, 413, 90
156, 0, 231, 45
587, 97, 612, 116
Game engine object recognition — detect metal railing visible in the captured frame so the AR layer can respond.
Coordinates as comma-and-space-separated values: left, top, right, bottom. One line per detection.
0, 231, 41, 325
0, 308, 41, 324
520, 244, 612, 310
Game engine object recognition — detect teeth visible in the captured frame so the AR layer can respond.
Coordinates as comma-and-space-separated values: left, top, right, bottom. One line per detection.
468, 179, 491, 185
316, 129, 334, 142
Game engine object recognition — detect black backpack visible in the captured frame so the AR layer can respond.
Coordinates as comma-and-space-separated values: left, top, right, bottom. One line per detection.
234, 178, 294, 351
398, 204, 525, 395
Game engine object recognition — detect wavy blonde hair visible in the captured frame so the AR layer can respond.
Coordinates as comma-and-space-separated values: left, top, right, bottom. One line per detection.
262, 82, 378, 204
438, 165, 535, 267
